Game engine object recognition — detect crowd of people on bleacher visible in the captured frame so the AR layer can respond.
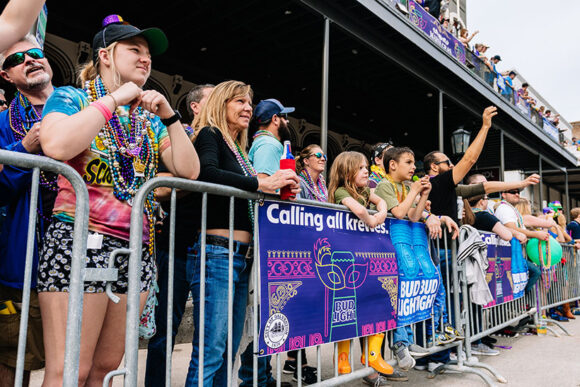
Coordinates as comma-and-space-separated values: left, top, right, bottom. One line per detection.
0, 1, 579, 386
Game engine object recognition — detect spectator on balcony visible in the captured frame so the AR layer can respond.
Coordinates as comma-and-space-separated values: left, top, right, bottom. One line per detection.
518, 83, 531, 102
0, 88, 8, 112
459, 28, 479, 50
538, 106, 546, 117
473, 43, 490, 61
484, 55, 501, 87
500, 71, 516, 102
544, 109, 552, 121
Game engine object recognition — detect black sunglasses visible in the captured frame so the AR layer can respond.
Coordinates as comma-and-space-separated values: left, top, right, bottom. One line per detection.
2, 48, 45, 70
277, 113, 288, 120
505, 189, 520, 195
0, 100, 6, 107
434, 159, 452, 166
309, 152, 327, 161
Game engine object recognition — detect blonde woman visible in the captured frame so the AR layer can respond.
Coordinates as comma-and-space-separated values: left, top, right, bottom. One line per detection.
187, 80, 299, 386
38, 15, 199, 385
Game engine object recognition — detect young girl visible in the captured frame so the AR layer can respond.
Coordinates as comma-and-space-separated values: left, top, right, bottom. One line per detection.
328, 151, 406, 385
38, 15, 199, 385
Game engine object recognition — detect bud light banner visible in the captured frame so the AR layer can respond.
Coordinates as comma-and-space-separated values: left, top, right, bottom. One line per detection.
257, 201, 438, 356
408, 0, 466, 64
391, 219, 440, 326
480, 233, 528, 308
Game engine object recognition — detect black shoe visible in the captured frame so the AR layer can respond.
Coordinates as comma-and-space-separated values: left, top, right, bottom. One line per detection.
282, 359, 296, 374
292, 365, 318, 385
267, 380, 292, 387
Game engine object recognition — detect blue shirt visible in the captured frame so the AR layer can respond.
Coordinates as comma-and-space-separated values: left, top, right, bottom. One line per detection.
248, 134, 282, 176
566, 221, 580, 239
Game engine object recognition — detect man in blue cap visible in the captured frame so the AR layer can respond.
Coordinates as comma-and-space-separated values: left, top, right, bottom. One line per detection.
238, 98, 300, 386
248, 98, 294, 182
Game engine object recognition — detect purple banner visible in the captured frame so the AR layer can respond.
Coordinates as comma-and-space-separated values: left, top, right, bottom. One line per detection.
408, 0, 466, 64
480, 233, 527, 308
257, 201, 438, 356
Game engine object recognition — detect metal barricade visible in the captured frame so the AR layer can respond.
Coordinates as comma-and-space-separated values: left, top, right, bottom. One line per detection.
535, 244, 580, 336
114, 178, 506, 386
0, 149, 89, 387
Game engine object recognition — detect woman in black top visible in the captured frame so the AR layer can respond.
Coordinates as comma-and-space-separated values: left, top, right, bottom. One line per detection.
185, 80, 299, 386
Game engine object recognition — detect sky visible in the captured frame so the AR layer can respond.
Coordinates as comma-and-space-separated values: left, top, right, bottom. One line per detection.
467, 0, 580, 123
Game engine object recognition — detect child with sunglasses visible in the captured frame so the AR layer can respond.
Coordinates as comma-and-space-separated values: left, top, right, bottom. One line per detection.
328, 151, 408, 385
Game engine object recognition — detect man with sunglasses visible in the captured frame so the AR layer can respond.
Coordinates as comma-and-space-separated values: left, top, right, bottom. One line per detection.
0, 89, 7, 113
0, 34, 56, 385
494, 189, 550, 295
239, 98, 296, 387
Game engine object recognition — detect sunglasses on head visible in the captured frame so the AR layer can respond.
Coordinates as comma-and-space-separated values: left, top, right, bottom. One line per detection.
2, 48, 44, 70
435, 159, 452, 166
506, 189, 520, 195
309, 152, 327, 161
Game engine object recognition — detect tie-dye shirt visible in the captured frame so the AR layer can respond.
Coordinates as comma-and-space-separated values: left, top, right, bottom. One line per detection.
43, 86, 170, 241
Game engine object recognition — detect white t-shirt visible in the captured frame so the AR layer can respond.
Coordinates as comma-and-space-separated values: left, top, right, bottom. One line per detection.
494, 203, 519, 226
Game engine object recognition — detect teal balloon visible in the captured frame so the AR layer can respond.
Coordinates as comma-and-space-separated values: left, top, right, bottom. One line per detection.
526, 237, 562, 267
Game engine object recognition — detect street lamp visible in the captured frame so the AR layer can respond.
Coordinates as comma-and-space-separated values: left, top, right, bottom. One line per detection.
451, 126, 471, 155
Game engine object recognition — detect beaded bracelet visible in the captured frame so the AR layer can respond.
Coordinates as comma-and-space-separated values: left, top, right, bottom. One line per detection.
91, 101, 112, 121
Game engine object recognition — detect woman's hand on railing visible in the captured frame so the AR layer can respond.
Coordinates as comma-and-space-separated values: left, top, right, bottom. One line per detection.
513, 231, 527, 243
258, 169, 300, 197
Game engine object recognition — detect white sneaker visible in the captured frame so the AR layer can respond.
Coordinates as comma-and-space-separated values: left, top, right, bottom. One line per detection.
450, 350, 479, 363
428, 362, 444, 373
471, 343, 500, 356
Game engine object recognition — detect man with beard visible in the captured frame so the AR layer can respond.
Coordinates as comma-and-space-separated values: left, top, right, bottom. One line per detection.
238, 98, 296, 387
0, 34, 57, 386
248, 98, 294, 182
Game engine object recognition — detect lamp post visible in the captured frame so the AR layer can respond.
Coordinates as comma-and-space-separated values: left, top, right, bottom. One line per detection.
451, 126, 471, 156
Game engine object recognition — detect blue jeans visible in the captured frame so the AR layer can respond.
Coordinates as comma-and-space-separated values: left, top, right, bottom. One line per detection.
239, 344, 273, 386
393, 325, 414, 347
525, 260, 541, 293
145, 248, 191, 387
427, 257, 449, 335
185, 236, 251, 387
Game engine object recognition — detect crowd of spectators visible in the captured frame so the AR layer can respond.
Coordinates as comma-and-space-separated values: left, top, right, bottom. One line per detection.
404, 0, 571, 148
0, 1, 579, 387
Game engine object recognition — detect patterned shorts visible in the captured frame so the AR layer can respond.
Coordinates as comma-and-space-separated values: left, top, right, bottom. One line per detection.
37, 221, 154, 293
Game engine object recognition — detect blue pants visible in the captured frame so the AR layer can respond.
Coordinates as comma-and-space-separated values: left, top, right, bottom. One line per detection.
145, 248, 191, 386
239, 344, 273, 386
525, 260, 541, 293
427, 258, 449, 335
393, 325, 414, 346
185, 236, 252, 387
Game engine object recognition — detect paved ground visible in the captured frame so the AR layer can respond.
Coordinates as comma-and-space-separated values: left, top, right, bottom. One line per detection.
31, 316, 580, 386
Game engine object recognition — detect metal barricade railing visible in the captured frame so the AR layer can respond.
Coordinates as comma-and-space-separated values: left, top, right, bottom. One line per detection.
115, 177, 510, 387
534, 244, 580, 336
0, 149, 89, 387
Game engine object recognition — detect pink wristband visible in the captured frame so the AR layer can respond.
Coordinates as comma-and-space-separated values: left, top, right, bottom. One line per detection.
91, 101, 113, 121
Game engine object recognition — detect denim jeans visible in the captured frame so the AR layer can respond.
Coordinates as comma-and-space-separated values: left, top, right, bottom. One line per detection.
239, 344, 273, 386
185, 235, 252, 387
525, 260, 541, 294
145, 248, 191, 386
427, 257, 449, 335
393, 325, 414, 347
